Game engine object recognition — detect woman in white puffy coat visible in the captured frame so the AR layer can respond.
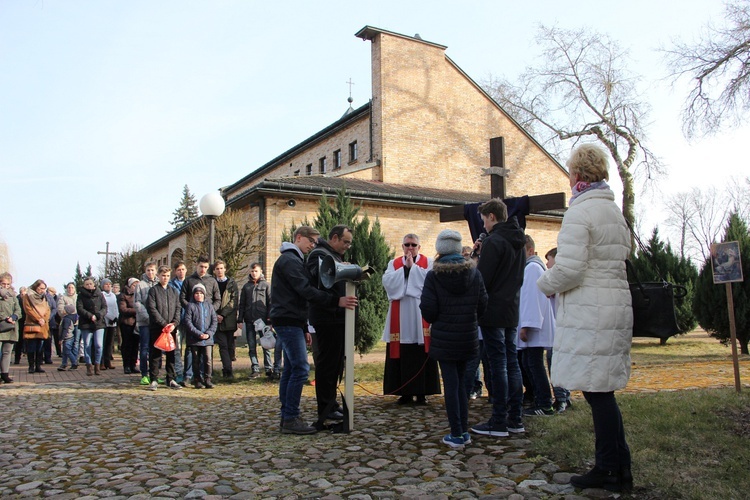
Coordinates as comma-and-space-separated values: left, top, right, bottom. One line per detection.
537, 144, 633, 493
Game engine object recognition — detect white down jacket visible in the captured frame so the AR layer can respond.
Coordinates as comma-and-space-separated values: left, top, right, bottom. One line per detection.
537, 187, 633, 392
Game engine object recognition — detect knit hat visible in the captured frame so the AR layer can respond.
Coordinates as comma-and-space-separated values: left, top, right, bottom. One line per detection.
100, 278, 112, 286
192, 283, 206, 294
127, 277, 140, 287
435, 229, 463, 255
64, 304, 76, 315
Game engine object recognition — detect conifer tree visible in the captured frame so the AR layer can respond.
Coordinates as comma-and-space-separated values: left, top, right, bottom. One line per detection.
170, 185, 199, 230
693, 212, 750, 354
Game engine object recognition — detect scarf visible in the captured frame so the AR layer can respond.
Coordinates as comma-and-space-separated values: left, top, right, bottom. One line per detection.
570, 180, 610, 202
389, 254, 430, 358
437, 253, 465, 264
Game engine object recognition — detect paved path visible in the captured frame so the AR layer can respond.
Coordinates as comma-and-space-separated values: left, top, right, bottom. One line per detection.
1, 344, 748, 499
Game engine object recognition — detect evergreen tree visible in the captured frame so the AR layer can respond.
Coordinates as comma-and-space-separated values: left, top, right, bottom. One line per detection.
170, 185, 199, 230
101, 244, 147, 288
693, 212, 750, 354
73, 262, 85, 290
282, 189, 394, 354
630, 227, 699, 342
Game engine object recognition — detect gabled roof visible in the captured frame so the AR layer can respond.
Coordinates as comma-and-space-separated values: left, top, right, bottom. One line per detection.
223, 102, 370, 198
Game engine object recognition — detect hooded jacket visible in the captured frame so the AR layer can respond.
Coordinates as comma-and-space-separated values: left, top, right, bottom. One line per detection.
134, 272, 158, 327
118, 287, 137, 327
184, 296, 217, 347
476, 216, 526, 328
180, 272, 221, 312
0, 289, 21, 343
537, 187, 633, 392
238, 276, 271, 325
420, 257, 488, 362
270, 242, 338, 329
305, 238, 346, 325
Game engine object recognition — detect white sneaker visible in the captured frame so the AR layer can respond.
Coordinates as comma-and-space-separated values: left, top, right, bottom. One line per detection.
149, 381, 158, 391
169, 380, 182, 390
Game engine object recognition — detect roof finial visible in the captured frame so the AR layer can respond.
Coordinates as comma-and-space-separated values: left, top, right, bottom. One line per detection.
346, 78, 355, 105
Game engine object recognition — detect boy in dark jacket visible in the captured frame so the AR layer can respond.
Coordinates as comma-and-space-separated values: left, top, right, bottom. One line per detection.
183, 283, 217, 389
57, 305, 78, 372
238, 263, 276, 378
147, 266, 182, 391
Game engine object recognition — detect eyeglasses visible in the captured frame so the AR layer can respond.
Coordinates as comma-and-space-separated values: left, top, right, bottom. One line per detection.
307, 237, 318, 247
403, 243, 419, 247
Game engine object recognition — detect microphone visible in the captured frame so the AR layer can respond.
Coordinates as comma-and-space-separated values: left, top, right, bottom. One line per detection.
470, 233, 487, 258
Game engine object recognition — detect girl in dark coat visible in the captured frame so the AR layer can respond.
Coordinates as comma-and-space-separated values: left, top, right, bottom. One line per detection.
77, 277, 107, 376
420, 230, 487, 448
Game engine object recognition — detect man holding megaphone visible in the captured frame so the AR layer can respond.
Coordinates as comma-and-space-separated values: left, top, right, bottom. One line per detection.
270, 226, 358, 435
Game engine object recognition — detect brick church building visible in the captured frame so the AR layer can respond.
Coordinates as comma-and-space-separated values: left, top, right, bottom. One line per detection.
142, 26, 570, 281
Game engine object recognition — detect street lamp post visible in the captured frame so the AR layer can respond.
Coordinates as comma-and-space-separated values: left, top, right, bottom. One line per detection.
199, 191, 226, 263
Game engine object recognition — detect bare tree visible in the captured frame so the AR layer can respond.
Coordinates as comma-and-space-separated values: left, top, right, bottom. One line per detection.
664, 187, 731, 262
486, 25, 661, 237
665, 1, 750, 138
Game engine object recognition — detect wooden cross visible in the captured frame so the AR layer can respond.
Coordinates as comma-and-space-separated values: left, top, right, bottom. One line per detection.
439, 137, 566, 223
97, 241, 117, 279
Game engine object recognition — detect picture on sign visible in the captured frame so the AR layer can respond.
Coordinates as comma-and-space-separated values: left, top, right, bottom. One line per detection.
710, 241, 743, 284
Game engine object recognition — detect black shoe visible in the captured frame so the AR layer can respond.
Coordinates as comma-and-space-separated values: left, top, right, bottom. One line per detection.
193, 380, 205, 389
326, 410, 344, 421
397, 395, 414, 405
281, 417, 317, 435
415, 395, 427, 405
70, 364, 79, 370
124, 367, 132, 374
553, 400, 568, 413
571, 465, 629, 492
204, 381, 214, 389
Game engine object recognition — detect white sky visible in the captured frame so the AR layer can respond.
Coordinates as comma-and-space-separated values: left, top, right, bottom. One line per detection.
1, 0, 746, 289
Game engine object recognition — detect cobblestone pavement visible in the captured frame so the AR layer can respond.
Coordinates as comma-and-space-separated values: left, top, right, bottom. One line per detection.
1, 345, 748, 499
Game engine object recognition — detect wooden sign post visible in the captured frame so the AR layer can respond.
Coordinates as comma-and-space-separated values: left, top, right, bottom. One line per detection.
711, 241, 744, 393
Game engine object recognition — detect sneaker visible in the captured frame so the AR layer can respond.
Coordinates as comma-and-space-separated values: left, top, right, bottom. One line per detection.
508, 421, 526, 434
326, 410, 344, 421
157, 378, 165, 384
462, 432, 472, 444
140, 376, 150, 385
204, 381, 214, 389
524, 406, 555, 417
468, 391, 479, 400
442, 434, 465, 448
193, 380, 205, 389
168, 380, 182, 390
70, 364, 78, 370
57, 366, 69, 372
149, 381, 158, 391
250, 370, 261, 379
281, 417, 317, 435
470, 421, 508, 437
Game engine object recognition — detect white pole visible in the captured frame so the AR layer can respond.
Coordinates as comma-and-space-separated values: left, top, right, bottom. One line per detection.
344, 281, 356, 430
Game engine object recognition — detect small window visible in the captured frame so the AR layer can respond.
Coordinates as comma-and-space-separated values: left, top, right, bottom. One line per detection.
294, 169, 300, 176
349, 141, 358, 162
319, 157, 327, 174
306, 163, 312, 175
333, 149, 342, 170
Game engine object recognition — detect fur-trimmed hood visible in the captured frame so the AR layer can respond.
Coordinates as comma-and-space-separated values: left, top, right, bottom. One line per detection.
431, 259, 477, 295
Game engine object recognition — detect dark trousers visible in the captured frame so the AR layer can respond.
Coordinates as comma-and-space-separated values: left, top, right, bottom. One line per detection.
120, 323, 139, 370
190, 345, 212, 383
102, 326, 116, 367
148, 327, 176, 383
439, 359, 469, 437
522, 347, 552, 409
583, 391, 631, 471
311, 322, 345, 417
214, 330, 234, 375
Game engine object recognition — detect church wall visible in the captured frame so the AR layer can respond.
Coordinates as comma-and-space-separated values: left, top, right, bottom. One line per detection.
371, 33, 570, 198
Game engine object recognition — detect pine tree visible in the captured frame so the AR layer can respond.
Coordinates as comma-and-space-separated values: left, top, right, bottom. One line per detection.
101, 244, 147, 288
72, 262, 93, 290
282, 188, 394, 354
630, 227, 699, 342
693, 212, 750, 354
170, 185, 199, 230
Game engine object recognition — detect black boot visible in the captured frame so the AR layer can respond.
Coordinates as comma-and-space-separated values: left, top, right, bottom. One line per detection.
35, 354, 45, 373
0, 373, 13, 383
570, 465, 622, 492
28, 352, 36, 373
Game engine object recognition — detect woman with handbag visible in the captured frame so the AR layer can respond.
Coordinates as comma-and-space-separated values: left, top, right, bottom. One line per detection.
0, 272, 22, 382
537, 144, 633, 493
22, 279, 51, 374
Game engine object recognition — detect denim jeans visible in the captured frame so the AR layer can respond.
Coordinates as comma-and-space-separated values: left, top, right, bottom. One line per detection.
276, 326, 309, 421
439, 359, 469, 437
522, 347, 553, 409
80, 328, 104, 365
547, 348, 571, 403
464, 339, 488, 398
246, 322, 272, 372
138, 325, 150, 377
583, 391, 631, 471
482, 326, 523, 426
61, 334, 77, 368
71, 327, 81, 366
174, 326, 184, 379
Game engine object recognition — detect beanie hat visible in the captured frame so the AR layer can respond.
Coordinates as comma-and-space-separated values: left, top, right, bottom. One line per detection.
127, 278, 140, 287
192, 283, 207, 294
64, 304, 76, 315
100, 278, 112, 286
435, 229, 463, 256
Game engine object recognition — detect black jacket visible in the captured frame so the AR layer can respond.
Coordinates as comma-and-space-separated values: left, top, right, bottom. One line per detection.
476, 216, 526, 328
270, 243, 338, 329
238, 278, 271, 325
180, 272, 221, 312
147, 285, 181, 330
216, 277, 238, 332
76, 288, 107, 330
421, 258, 487, 362
305, 239, 346, 326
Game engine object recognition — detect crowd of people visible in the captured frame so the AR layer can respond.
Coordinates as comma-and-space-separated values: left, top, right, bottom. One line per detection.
0, 144, 634, 493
